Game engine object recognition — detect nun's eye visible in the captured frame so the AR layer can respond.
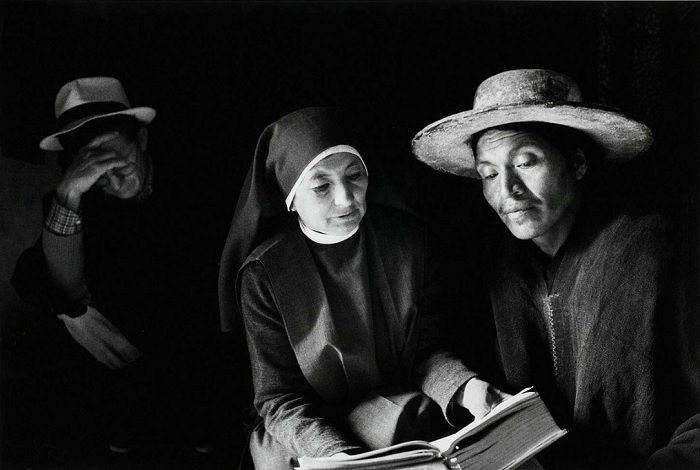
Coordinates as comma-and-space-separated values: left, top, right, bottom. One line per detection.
313, 184, 330, 193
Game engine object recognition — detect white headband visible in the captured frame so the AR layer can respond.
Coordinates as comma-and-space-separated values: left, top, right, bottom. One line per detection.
285, 145, 368, 210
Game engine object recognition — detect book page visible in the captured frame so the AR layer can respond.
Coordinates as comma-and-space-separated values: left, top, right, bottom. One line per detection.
295, 440, 441, 469
430, 387, 536, 454
501, 429, 568, 470
445, 398, 567, 469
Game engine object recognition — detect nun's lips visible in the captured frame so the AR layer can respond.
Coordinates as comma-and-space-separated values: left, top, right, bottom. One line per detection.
333, 209, 359, 219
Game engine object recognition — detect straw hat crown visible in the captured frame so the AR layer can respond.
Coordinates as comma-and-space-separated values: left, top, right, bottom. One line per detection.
412, 69, 652, 178
473, 69, 581, 108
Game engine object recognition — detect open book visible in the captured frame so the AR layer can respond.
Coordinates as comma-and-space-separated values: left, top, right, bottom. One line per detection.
295, 388, 566, 470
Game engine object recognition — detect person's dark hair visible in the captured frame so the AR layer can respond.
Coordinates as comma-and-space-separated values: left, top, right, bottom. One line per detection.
471, 121, 603, 185
57, 114, 142, 169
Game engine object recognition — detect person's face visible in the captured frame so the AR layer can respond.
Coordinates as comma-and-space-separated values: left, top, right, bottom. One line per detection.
474, 128, 586, 247
291, 152, 368, 236
77, 127, 149, 200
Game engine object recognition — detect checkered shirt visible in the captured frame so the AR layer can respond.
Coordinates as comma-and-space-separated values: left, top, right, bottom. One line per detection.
44, 198, 82, 236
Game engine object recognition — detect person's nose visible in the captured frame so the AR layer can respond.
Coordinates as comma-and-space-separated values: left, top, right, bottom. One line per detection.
500, 169, 525, 197
332, 182, 354, 208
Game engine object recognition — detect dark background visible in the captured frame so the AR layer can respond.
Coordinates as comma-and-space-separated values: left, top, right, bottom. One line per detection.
1, 1, 698, 468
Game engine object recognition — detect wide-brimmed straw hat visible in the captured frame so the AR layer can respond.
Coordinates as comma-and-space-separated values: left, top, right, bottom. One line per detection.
411, 69, 653, 178
40, 77, 156, 151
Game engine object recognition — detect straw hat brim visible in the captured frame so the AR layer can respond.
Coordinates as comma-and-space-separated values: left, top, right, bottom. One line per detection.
39, 107, 156, 151
411, 102, 653, 178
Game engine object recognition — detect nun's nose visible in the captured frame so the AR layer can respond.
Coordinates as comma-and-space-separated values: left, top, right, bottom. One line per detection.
333, 182, 354, 207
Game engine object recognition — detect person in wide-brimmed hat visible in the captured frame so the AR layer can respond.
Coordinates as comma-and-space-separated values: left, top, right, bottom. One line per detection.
12, 76, 159, 456
12, 77, 216, 457
412, 68, 652, 179
412, 69, 699, 469
18, 76, 156, 365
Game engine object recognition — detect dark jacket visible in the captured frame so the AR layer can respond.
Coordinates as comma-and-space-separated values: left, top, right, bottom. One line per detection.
11, 188, 203, 353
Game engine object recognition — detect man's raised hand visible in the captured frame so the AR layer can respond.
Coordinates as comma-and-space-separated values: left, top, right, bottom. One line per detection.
55, 132, 128, 211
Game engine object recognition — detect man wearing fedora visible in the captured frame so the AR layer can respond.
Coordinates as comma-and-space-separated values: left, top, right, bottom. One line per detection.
11, 77, 159, 457
12, 77, 217, 459
15, 76, 156, 361
413, 69, 699, 468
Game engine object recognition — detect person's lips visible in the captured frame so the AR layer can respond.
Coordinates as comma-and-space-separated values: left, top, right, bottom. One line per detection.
507, 207, 532, 216
336, 210, 357, 219
334, 209, 359, 219
500, 202, 535, 217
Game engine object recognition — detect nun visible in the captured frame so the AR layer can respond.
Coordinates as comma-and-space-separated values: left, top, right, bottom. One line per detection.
219, 107, 507, 469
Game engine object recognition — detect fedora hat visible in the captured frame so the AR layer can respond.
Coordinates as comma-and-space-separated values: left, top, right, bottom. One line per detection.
39, 77, 156, 151
411, 69, 653, 178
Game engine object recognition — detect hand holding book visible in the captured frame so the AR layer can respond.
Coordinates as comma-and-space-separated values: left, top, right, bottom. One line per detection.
295, 388, 567, 470
456, 378, 512, 419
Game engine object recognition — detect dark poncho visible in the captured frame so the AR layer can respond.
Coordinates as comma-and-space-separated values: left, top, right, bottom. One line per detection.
484, 201, 700, 469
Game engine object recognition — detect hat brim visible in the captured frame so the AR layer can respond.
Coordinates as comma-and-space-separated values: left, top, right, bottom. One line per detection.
411, 102, 653, 178
39, 107, 156, 151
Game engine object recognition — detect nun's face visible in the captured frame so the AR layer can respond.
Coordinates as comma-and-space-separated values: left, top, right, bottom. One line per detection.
291, 152, 368, 236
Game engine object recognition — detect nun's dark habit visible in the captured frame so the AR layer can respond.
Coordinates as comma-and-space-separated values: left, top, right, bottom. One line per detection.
218, 108, 476, 468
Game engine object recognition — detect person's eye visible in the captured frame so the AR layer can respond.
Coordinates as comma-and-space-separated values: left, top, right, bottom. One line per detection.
482, 172, 498, 181
348, 172, 364, 180
312, 184, 330, 193
515, 154, 538, 168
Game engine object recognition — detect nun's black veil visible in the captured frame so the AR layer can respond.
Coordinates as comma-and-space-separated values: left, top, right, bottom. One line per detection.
218, 107, 371, 332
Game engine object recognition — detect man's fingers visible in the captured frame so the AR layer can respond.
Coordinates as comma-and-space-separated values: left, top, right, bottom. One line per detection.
76, 148, 125, 165
499, 391, 513, 401
104, 352, 129, 370
473, 406, 491, 419
89, 339, 130, 369
84, 131, 120, 150
109, 337, 141, 364
103, 354, 121, 370
122, 347, 142, 364
89, 158, 130, 177
493, 387, 513, 401
483, 387, 511, 412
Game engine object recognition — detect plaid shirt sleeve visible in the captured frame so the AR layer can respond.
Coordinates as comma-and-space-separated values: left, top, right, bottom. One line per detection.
44, 197, 82, 236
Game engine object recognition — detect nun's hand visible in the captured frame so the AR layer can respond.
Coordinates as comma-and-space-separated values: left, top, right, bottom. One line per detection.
457, 378, 511, 420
